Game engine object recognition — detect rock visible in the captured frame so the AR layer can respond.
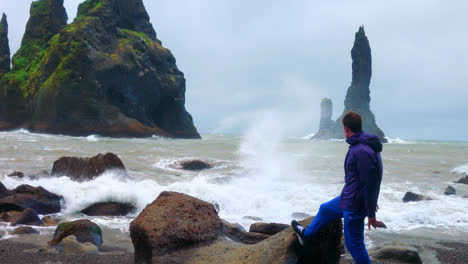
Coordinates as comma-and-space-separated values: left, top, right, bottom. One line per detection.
41, 216, 58, 226
51, 152, 127, 181
80, 201, 136, 216
456, 175, 468, 184
0, 0, 200, 139
0, 13, 10, 75
179, 160, 213, 170
249, 222, 289, 236
444, 186, 456, 195
313, 26, 386, 143
313, 98, 336, 139
370, 243, 422, 264
221, 220, 270, 244
10, 208, 43, 226
0, 181, 8, 197
292, 212, 312, 220
402, 192, 432, 202
242, 216, 263, 221
48, 219, 103, 246
0, 210, 21, 222
13, 226, 40, 235
56, 235, 99, 255
6, 171, 25, 178
0, 184, 63, 214
463, 195, 468, 198
130, 191, 222, 262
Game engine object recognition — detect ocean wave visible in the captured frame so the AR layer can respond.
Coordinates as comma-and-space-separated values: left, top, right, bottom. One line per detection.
300, 133, 315, 140
385, 137, 413, 144
451, 163, 468, 174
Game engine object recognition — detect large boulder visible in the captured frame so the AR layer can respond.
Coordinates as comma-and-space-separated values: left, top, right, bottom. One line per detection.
0, 184, 63, 214
130, 192, 343, 264
51, 152, 126, 181
249, 222, 289, 236
456, 175, 468, 184
10, 208, 43, 226
56, 235, 99, 255
221, 220, 270, 244
179, 160, 213, 171
444, 186, 456, 195
14, 226, 40, 235
402, 192, 432, 203
130, 191, 222, 262
0, 0, 200, 139
48, 219, 103, 246
370, 243, 422, 264
41, 216, 58, 226
80, 201, 136, 216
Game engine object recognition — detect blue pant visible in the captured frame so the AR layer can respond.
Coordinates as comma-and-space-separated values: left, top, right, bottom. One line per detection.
303, 196, 371, 264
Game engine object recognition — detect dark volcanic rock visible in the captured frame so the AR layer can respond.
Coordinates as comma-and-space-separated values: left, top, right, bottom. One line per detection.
313, 98, 335, 139
456, 175, 468, 184
0, 181, 8, 197
6, 171, 25, 178
180, 159, 213, 171
402, 192, 432, 202
221, 220, 270, 244
130, 191, 222, 262
313, 26, 386, 142
0, 0, 200, 138
370, 243, 422, 264
14, 226, 40, 235
10, 208, 43, 226
51, 152, 126, 181
48, 219, 103, 246
249, 222, 289, 236
81, 201, 136, 216
0, 13, 10, 75
444, 186, 456, 195
0, 184, 63, 214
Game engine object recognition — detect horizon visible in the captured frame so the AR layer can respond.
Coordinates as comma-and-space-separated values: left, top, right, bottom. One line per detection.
1, 0, 467, 141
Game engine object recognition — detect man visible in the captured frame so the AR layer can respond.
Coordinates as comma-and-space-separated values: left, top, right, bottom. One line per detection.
292, 111, 383, 264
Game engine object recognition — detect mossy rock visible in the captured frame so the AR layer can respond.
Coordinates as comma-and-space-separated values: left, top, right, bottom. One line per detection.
48, 219, 103, 246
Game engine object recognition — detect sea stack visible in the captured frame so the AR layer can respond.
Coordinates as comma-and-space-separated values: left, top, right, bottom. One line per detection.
0, 0, 200, 138
0, 13, 10, 75
314, 98, 334, 138
313, 26, 386, 143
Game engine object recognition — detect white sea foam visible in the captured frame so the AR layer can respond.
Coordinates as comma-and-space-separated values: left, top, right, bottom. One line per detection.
86, 135, 100, 142
301, 132, 315, 140
451, 163, 468, 174
385, 137, 413, 144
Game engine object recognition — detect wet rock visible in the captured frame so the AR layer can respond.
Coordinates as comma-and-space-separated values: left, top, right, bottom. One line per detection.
14, 226, 40, 235
80, 201, 136, 216
221, 220, 270, 244
444, 186, 456, 195
6, 171, 25, 178
292, 212, 311, 220
48, 219, 103, 246
41, 216, 58, 226
0, 184, 63, 214
242, 216, 263, 221
370, 243, 422, 264
402, 192, 432, 202
456, 175, 468, 184
0, 13, 10, 74
249, 222, 289, 236
130, 191, 222, 263
10, 208, 43, 226
51, 153, 126, 182
56, 235, 99, 255
0, 210, 21, 222
179, 160, 213, 171
463, 195, 468, 198
0, 181, 8, 197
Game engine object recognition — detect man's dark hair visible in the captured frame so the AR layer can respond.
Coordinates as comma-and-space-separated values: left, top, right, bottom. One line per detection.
342, 111, 362, 132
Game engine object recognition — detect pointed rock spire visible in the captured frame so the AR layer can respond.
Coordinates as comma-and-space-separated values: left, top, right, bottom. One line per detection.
0, 13, 10, 74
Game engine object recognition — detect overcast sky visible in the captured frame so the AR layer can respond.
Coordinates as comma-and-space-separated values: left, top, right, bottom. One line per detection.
1, 0, 467, 141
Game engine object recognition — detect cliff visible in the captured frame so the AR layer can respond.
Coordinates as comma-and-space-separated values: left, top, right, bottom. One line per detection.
0, 0, 200, 138
313, 26, 386, 143
0, 13, 10, 75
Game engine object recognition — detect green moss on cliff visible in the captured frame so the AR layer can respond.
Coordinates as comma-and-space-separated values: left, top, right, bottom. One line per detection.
76, 0, 104, 20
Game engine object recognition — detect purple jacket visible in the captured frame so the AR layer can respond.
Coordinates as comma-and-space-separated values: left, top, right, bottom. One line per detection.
339, 131, 383, 217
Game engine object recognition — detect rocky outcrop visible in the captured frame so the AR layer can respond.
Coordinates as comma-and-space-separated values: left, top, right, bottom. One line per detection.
10, 208, 43, 226
444, 186, 456, 195
249, 222, 289, 236
51, 152, 126, 181
0, 13, 10, 75
81, 201, 136, 216
130, 191, 343, 264
179, 159, 213, 171
456, 175, 468, 184
130, 191, 222, 262
313, 98, 335, 139
56, 235, 99, 255
14, 226, 40, 235
402, 192, 432, 202
49, 219, 103, 246
0, 184, 63, 214
0, 0, 199, 138
313, 26, 386, 143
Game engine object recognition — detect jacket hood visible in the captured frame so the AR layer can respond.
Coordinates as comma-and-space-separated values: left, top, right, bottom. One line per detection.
346, 131, 383, 152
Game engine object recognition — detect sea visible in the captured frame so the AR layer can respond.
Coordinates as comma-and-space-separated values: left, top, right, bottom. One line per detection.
0, 129, 467, 252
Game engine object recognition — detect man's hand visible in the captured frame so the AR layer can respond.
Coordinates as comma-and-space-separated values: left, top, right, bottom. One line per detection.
367, 217, 379, 230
